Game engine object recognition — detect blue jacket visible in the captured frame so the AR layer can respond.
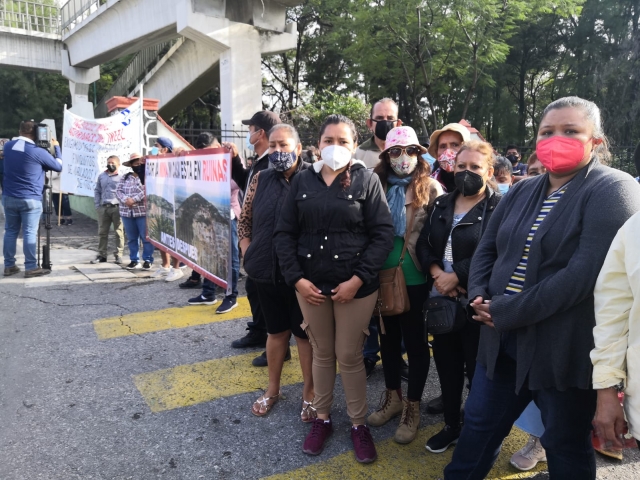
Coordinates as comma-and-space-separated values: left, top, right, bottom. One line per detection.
3, 137, 62, 200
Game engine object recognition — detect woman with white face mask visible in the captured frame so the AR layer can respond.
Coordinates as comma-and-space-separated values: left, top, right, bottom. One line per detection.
366, 127, 443, 444
428, 123, 471, 193
274, 114, 394, 464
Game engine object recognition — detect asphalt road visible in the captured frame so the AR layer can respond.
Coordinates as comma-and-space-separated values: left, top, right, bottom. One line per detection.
0, 211, 639, 479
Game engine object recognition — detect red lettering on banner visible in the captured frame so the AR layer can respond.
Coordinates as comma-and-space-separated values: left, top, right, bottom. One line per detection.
106, 129, 124, 142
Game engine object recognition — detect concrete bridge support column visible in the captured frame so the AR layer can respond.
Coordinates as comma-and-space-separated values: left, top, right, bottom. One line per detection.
62, 53, 100, 119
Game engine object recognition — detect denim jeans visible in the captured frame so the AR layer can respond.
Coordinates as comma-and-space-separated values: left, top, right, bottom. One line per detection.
121, 216, 154, 262
202, 218, 239, 299
444, 356, 597, 480
3, 195, 43, 271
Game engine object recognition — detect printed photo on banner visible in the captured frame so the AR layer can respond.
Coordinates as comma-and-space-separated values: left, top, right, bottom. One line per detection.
60, 100, 141, 196
145, 148, 231, 288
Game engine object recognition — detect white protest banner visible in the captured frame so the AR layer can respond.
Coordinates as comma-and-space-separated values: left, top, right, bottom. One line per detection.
145, 148, 232, 289
60, 100, 142, 196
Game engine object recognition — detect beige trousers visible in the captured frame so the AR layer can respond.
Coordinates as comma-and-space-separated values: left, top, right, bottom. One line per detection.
297, 291, 378, 424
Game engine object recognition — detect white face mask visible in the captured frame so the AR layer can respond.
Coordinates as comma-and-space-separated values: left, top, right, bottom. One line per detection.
321, 145, 352, 171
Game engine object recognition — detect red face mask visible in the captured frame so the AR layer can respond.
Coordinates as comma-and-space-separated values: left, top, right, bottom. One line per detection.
536, 136, 590, 174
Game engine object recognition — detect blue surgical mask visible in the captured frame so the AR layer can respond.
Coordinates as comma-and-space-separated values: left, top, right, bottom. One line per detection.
421, 152, 436, 167
150, 146, 159, 156
246, 131, 255, 152
497, 183, 510, 195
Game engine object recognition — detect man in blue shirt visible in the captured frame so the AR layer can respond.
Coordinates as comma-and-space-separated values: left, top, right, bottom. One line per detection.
3, 121, 62, 277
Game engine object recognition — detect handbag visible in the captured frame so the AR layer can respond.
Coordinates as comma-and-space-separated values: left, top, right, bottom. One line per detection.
376, 211, 415, 318
423, 200, 488, 337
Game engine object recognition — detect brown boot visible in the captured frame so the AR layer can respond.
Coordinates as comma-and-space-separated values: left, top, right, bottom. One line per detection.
367, 388, 403, 427
394, 398, 420, 444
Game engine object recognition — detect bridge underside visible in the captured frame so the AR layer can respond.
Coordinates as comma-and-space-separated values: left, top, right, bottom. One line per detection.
0, 29, 62, 73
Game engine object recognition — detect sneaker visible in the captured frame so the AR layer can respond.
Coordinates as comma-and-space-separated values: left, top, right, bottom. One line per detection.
425, 424, 460, 453
351, 425, 377, 463
165, 267, 184, 282
3, 266, 21, 277
231, 330, 267, 349
151, 266, 171, 278
24, 267, 51, 278
303, 418, 333, 456
60, 219, 67, 225
142, 261, 152, 270
400, 359, 409, 381
510, 435, 547, 471
114, 255, 123, 265
252, 348, 291, 367
426, 395, 444, 414
65, 219, 73, 226
179, 278, 202, 289
216, 297, 238, 314
364, 358, 377, 379
188, 294, 218, 306
125, 261, 141, 270
90, 256, 107, 264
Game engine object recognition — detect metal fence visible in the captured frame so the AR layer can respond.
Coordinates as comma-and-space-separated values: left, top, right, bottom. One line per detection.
0, 0, 60, 34
94, 40, 178, 118
60, 0, 105, 35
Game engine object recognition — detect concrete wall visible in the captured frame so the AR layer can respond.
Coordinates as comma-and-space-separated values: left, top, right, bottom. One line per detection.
0, 30, 62, 72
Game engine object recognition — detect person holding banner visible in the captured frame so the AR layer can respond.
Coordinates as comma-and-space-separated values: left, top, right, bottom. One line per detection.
117, 152, 154, 270
274, 115, 394, 463
239, 124, 314, 420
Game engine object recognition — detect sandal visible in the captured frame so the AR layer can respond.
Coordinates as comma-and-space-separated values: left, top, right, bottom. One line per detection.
301, 399, 317, 423
251, 391, 281, 417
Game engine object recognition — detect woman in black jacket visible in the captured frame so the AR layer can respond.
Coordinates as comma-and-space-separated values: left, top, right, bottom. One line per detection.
274, 115, 394, 464
416, 140, 501, 454
238, 124, 314, 421
444, 97, 640, 479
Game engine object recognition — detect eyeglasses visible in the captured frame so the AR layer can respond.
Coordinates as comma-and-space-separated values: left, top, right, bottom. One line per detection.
388, 146, 422, 159
371, 117, 398, 122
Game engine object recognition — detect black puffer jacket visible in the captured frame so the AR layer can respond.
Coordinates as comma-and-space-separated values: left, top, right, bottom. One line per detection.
274, 161, 394, 298
243, 160, 310, 283
416, 187, 501, 291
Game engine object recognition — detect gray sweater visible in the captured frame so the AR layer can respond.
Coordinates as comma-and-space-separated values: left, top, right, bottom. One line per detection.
469, 158, 640, 392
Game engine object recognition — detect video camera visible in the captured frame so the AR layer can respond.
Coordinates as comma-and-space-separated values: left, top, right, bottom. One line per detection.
34, 122, 56, 156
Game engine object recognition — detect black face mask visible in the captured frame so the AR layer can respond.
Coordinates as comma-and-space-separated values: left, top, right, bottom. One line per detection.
506, 154, 519, 165
131, 165, 142, 174
454, 170, 485, 197
374, 120, 396, 141
106, 164, 117, 173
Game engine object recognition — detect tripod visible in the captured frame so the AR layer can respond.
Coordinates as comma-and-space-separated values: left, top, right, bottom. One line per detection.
38, 171, 53, 270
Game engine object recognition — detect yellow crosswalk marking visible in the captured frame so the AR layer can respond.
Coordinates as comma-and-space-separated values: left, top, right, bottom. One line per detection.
93, 297, 252, 340
264, 424, 543, 480
134, 347, 304, 413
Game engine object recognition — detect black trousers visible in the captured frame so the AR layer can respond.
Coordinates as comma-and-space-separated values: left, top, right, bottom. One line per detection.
432, 319, 481, 427
378, 284, 430, 401
245, 276, 266, 334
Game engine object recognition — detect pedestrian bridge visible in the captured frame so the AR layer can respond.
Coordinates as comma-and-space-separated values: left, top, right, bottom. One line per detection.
0, 0, 301, 124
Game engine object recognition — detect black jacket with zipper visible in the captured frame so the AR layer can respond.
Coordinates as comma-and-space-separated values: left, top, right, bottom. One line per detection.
274, 161, 394, 298
416, 187, 501, 291
243, 160, 311, 284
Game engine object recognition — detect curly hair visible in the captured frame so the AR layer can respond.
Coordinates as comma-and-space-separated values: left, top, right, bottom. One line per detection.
374, 153, 434, 208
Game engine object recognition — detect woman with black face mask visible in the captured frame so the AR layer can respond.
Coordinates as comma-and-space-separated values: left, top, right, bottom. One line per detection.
415, 140, 501, 454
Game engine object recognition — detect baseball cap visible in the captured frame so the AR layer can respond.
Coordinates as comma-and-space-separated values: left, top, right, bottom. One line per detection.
156, 137, 173, 152
241, 111, 281, 133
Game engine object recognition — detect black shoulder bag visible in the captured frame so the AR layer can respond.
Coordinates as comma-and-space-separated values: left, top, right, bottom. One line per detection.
423, 200, 488, 337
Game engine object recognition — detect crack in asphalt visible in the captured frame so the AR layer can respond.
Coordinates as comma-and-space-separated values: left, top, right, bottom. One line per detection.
0, 290, 133, 311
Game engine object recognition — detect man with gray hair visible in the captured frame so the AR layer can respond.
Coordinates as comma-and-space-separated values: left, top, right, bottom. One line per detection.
92, 155, 124, 264
355, 98, 403, 169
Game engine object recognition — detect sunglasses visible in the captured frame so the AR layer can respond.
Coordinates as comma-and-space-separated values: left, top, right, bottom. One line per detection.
388, 146, 422, 159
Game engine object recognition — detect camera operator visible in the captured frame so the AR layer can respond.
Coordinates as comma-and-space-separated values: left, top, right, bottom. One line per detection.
2, 121, 62, 278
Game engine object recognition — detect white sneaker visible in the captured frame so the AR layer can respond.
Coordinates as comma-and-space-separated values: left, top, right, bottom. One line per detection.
151, 267, 171, 278
510, 435, 547, 471
165, 267, 184, 282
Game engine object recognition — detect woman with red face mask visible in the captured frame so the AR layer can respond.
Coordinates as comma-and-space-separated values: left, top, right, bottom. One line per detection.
442, 97, 640, 479
428, 124, 471, 193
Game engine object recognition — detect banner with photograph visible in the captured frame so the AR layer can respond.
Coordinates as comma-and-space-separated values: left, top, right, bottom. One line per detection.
145, 148, 231, 289
60, 100, 142, 196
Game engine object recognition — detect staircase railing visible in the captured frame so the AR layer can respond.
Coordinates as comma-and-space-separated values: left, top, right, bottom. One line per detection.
60, 0, 107, 35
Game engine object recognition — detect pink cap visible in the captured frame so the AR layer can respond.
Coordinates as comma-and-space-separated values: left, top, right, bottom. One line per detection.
380, 126, 427, 158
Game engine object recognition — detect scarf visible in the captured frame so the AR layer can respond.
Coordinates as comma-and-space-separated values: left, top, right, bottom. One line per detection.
386, 173, 413, 237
